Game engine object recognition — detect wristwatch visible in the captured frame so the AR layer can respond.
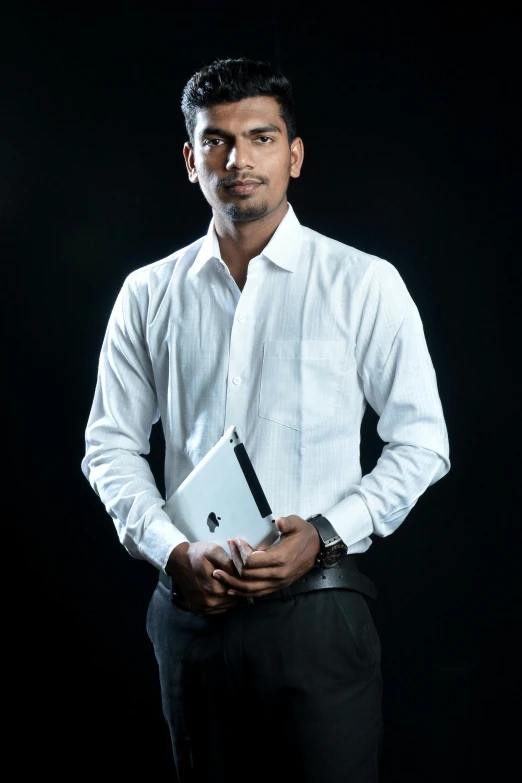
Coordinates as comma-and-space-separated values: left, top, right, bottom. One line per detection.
306, 513, 348, 568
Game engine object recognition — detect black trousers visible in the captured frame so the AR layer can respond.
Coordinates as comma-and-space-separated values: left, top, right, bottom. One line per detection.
147, 580, 383, 783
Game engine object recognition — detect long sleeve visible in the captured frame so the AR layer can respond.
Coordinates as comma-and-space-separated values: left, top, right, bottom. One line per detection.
325, 260, 450, 549
82, 210, 450, 567
81, 274, 189, 572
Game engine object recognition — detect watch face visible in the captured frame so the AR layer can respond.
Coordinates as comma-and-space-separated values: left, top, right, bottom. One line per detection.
322, 541, 347, 567
308, 514, 347, 567
323, 553, 341, 566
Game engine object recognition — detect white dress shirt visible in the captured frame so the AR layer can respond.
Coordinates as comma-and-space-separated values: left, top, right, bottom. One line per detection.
81, 203, 450, 573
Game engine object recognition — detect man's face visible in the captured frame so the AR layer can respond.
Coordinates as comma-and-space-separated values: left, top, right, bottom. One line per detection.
183, 96, 303, 223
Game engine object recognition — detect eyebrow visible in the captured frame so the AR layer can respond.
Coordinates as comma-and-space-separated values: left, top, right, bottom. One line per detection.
199, 124, 282, 138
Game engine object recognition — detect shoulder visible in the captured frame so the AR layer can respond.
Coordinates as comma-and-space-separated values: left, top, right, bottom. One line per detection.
124, 236, 204, 294
301, 223, 404, 289
109, 236, 205, 327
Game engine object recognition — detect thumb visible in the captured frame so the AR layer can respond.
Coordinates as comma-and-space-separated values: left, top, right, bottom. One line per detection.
275, 516, 288, 534
234, 537, 255, 555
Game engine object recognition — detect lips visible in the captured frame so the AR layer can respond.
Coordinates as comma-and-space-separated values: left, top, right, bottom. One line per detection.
225, 181, 262, 195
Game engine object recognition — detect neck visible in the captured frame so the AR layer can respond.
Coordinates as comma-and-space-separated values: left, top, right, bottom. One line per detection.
213, 198, 288, 273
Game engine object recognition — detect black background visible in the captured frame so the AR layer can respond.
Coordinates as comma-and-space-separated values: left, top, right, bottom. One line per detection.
3, 1, 517, 780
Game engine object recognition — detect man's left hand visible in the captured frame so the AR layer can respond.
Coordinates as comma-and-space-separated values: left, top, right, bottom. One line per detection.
212, 515, 321, 598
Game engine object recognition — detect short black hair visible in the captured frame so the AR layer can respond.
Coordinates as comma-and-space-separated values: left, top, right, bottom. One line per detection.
181, 57, 297, 144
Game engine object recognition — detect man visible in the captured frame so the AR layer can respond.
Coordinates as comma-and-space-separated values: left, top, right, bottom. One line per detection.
82, 57, 450, 782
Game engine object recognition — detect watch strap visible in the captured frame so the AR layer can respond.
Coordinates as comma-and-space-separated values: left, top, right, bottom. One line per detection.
307, 513, 348, 567
307, 513, 341, 546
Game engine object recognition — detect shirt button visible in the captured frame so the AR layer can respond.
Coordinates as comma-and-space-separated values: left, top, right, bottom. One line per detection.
232, 376, 242, 385
237, 315, 246, 323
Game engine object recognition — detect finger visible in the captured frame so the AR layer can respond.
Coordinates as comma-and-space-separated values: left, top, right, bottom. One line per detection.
260, 535, 282, 551
212, 569, 280, 594
202, 577, 230, 597
275, 516, 287, 535
232, 542, 285, 570
227, 584, 282, 598
228, 539, 243, 574
275, 514, 305, 534
213, 566, 283, 583
234, 537, 255, 564
204, 544, 235, 573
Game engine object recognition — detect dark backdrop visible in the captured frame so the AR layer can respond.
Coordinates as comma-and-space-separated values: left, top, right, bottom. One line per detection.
4, 2, 517, 781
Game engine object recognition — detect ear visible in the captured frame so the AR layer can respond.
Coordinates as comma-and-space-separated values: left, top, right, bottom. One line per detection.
289, 137, 304, 179
183, 142, 198, 183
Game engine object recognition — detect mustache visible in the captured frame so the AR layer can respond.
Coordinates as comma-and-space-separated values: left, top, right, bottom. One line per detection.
217, 174, 268, 189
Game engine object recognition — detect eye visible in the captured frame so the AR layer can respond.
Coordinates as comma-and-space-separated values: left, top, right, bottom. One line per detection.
256, 136, 273, 144
203, 138, 225, 147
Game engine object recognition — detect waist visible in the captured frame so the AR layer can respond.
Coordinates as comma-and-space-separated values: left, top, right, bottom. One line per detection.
158, 553, 377, 605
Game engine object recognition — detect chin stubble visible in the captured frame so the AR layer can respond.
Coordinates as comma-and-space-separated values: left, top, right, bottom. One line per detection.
220, 200, 269, 222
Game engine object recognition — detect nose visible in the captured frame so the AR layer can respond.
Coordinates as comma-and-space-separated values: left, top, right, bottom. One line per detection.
226, 139, 254, 171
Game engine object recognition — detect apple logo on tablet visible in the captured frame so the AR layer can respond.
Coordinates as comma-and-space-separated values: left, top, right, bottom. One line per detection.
207, 512, 221, 533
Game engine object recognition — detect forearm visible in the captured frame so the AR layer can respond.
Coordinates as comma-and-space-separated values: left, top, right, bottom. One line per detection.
326, 260, 450, 546
165, 541, 190, 578
81, 276, 190, 572
83, 446, 189, 571
325, 442, 449, 546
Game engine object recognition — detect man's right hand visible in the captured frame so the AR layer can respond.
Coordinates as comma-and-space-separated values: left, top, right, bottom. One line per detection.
165, 541, 243, 615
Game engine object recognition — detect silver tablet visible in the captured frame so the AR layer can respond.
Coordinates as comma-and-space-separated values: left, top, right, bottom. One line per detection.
163, 425, 278, 554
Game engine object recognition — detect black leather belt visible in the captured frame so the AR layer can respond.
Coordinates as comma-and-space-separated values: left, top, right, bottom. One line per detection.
158, 554, 377, 605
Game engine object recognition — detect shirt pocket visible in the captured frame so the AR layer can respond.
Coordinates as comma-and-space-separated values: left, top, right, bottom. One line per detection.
258, 340, 346, 431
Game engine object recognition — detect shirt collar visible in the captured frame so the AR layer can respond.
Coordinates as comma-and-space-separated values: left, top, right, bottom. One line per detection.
189, 202, 302, 277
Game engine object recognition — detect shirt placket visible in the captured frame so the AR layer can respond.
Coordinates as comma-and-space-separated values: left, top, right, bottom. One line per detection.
223, 258, 261, 436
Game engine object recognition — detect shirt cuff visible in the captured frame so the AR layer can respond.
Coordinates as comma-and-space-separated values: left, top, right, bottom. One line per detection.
322, 494, 374, 549
136, 516, 190, 574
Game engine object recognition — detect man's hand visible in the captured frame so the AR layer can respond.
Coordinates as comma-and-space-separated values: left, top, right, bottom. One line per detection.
211, 515, 321, 599
165, 541, 244, 615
